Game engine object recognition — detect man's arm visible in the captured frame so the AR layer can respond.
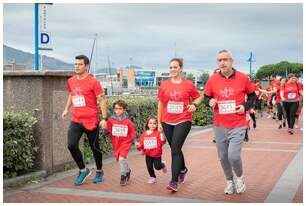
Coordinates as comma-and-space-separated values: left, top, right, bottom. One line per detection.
244, 92, 256, 111
62, 93, 72, 120
97, 94, 107, 128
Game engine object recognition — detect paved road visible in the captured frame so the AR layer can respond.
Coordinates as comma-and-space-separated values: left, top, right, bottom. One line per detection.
4, 117, 303, 203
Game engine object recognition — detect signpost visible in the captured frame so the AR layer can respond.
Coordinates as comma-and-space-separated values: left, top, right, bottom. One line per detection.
34, 3, 52, 70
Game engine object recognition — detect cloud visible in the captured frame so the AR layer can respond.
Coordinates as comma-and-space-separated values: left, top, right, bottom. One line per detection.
3, 3, 302, 73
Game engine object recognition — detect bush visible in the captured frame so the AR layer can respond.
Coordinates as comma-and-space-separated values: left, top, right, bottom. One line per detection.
83, 96, 213, 162
4, 111, 38, 178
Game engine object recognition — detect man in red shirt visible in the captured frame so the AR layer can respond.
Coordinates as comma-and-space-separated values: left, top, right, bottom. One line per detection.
204, 50, 256, 195
62, 55, 108, 185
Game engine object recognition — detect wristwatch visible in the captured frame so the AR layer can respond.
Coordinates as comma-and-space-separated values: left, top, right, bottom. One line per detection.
101, 117, 108, 121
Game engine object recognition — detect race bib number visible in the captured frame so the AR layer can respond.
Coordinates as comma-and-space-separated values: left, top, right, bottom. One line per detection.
167, 101, 184, 114
288, 93, 296, 99
218, 100, 236, 114
112, 124, 128, 137
72, 95, 86, 107
143, 137, 157, 149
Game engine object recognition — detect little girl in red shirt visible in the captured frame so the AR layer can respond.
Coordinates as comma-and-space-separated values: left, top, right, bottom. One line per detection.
135, 117, 167, 184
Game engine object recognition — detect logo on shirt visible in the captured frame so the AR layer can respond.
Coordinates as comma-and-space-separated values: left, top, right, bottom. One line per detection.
169, 90, 183, 101
219, 87, 235, 98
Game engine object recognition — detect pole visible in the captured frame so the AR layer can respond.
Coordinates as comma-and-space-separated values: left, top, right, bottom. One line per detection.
89, 33, 97, 73
249, 52, 252, 76
107, 56, 113, 95
34, 3, 39, 70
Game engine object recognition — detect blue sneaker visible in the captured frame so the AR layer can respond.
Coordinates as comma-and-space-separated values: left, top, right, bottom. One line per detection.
74, 168, 91, 185
92, 170, 104, 184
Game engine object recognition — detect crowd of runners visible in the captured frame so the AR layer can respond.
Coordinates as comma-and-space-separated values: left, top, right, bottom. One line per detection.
61, 50, 303, 195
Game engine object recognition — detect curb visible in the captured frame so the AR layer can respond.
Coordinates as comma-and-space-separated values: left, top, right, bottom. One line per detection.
191, 124, 214, 129
4, 170, 47, 188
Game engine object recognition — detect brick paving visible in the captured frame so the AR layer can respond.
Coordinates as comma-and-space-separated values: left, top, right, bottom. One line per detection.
4, 116, 303, 203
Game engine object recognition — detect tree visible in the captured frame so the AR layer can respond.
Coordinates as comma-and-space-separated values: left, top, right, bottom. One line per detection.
199, 71, 210, 86
255, 61, 303, 80
186, 73, 195, 83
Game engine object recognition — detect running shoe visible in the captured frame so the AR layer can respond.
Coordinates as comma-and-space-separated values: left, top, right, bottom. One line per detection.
166, 181, 178, 192
74, 168, 91, 186
92, 170, 104, 184
178, 168, 188, 184
120, 174, 128, 186
224, 180, 235, 194
235, 175, 246, 194
147, 177, 157, 184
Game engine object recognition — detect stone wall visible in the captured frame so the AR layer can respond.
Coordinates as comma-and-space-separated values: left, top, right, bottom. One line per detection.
4, 70, 79, 174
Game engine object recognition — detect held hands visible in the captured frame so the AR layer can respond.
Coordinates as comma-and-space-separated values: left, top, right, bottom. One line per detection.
187, 104, 197, 113
235, 105, 245, 114
99, 119, 107, 129
209, 98, 217, 108
158, 123, 163, 133
135, 142, 141, 148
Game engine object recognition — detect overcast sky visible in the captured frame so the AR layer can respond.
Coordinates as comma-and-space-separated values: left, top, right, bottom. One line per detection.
3, 3, 303, 73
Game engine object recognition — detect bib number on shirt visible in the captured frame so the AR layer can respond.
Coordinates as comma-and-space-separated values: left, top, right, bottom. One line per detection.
72, 95, 86, 107
112, 124, 128, 137
288, 93, 297, 99
143, 137, 157, 149
218, 100, 236, 114
167, 101, 184, 114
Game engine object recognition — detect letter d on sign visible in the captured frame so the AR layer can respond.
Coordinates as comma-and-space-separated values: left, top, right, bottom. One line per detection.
41, 32, 49, 44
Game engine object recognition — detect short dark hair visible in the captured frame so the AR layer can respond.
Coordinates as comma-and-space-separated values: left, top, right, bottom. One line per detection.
170, 58, 184, 68
113, 100, 128, 110
287, 73, 295, 79
75, 55, 90, 65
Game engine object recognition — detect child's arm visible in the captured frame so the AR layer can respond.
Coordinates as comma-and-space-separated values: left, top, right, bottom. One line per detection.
128, 120, 136, 141
106, 119, 113, 138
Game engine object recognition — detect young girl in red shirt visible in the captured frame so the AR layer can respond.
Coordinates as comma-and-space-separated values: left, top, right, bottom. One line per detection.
135, 117, 167, 184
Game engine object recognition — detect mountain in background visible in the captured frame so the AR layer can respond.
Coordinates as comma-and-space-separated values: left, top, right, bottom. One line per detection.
4, 45, 74, 70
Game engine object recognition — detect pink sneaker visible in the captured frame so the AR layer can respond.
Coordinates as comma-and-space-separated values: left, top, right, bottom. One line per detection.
147, 177, 157, 184
162, 161, 167, 173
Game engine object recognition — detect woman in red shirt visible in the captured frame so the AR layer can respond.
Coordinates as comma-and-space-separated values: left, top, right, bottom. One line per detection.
157, 58, 201, 192
275, 78, 287, 129
280, 74, 303, 134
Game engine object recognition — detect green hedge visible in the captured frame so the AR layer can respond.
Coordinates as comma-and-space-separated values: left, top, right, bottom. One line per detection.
3, 111, 38, 179
84, 96, 213, 163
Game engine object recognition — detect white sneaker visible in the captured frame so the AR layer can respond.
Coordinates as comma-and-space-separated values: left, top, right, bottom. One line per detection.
235, 175, 246, 194
147, 177, 157, 184
224, 180, 234, 194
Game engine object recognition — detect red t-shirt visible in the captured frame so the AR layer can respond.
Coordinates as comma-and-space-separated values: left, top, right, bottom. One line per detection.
271, 79, 280, 88
204, 70, 255, 128
255, 83, 263, 98
68, 75, 104, 130
266, 85, 272, 101
137, 130, 166, 158
158, 79, 200, 123
281, 82, 302, 101
275, 86, 282, 104
107, 117, 136, 161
